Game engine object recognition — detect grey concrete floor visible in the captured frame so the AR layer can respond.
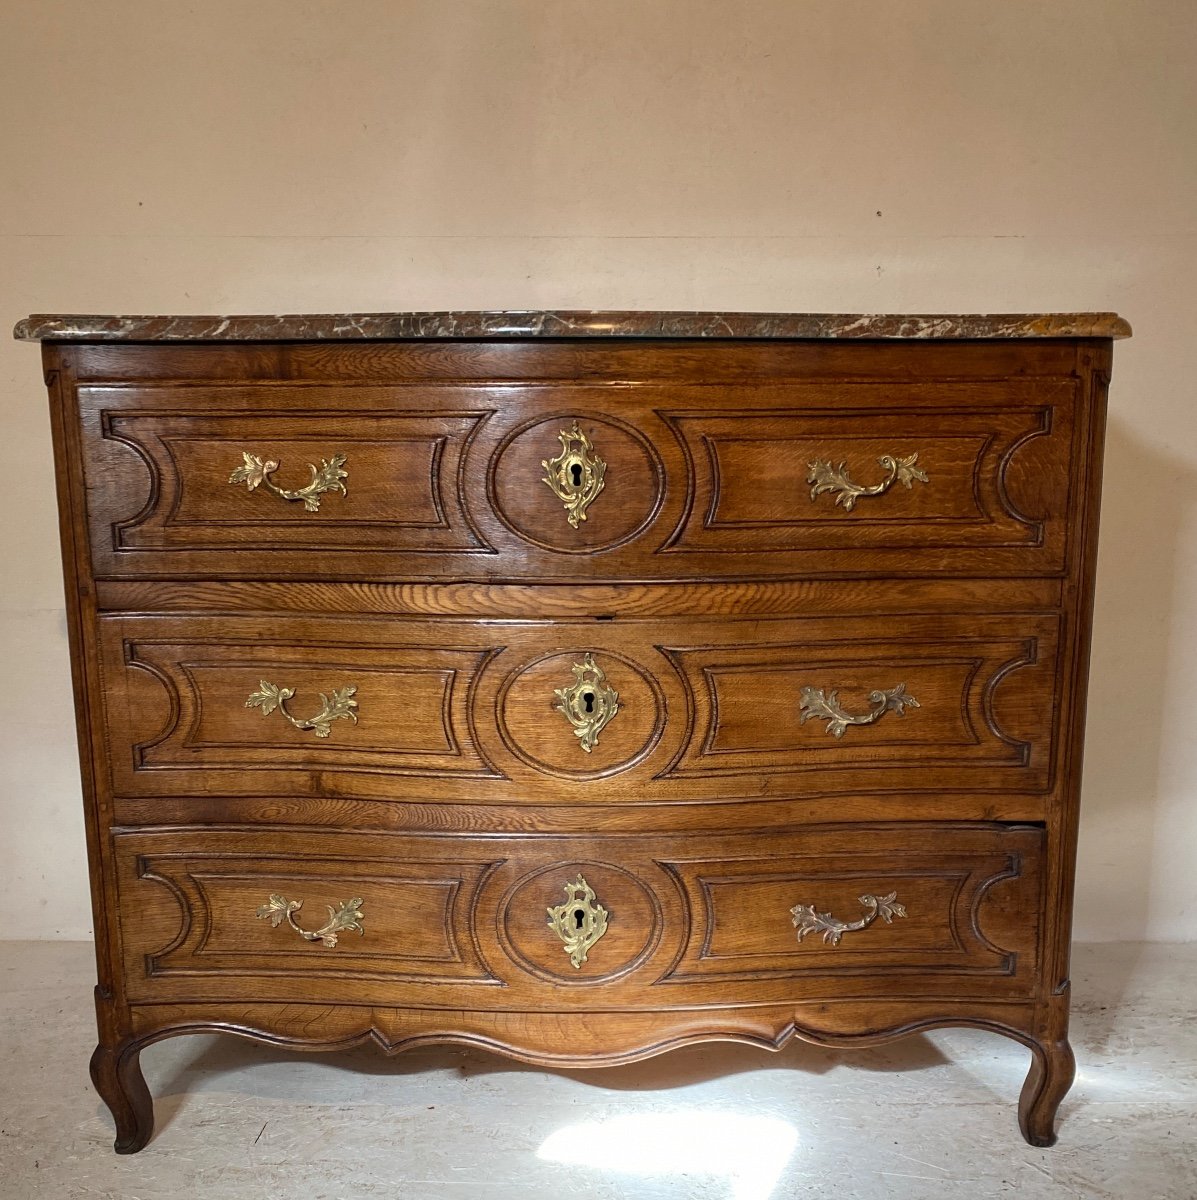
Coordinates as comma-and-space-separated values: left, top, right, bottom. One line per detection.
0, 941, 1193, 1199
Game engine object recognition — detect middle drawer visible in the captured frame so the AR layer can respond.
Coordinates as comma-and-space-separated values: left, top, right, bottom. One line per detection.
99, 610, 1061, 806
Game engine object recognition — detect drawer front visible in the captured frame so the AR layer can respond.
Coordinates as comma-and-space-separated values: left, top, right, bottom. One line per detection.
113, 824, 1044, 1005
98, 610, 1061, 805
77, 371, 1081, 580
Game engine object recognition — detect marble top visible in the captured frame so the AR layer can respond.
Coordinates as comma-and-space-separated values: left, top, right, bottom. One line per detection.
13, 310, 1131, 343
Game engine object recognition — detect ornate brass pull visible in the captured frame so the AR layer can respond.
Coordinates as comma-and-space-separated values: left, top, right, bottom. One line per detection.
256, 894, 365, 947
245, 680, 358, 738
547, 874, 609, 968
807, 452, 928, 511
553, 654, 619, 753
229, 451, 348, 512
541, 421, 606, 527
791, 892, 907, 946
799, 682, 918, 739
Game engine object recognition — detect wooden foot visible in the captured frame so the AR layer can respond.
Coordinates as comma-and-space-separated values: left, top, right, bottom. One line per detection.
89, 1040, 154, 1154
1018, 1036, 1074, 1147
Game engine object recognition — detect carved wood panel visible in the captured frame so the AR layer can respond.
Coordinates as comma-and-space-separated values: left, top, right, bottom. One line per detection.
79, 390, 494, 571
659, 397, 1072, 566
98, 615, 503, 797
658, 826, 1044, 989
660, 611, 1061, 794
114, 831, 504, 998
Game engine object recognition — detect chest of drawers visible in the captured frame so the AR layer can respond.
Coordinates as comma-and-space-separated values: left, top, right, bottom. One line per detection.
17, 309, 1128, 1152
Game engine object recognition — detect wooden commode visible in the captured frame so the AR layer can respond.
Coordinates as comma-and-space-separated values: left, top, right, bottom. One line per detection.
15, 309, 1129, 1151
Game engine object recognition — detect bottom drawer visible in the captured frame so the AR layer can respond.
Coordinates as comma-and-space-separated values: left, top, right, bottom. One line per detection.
113, 823, 1045, 1005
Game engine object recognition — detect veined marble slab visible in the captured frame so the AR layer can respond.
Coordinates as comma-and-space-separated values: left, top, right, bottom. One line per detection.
14, 310, 1131, 342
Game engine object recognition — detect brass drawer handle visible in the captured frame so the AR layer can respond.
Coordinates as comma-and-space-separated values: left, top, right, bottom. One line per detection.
799, 682, 919, 739
229, 451, 348, 512
547, 874, 609, 968
791, 892, 907, 947
553, 654, 619, 753
542, 421, 605, 527
245, 680, 358, 738
807, 452, 927, 511
256, 894, 365, 948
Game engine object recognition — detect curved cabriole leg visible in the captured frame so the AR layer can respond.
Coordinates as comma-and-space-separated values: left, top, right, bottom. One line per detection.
89, 1040, 154, 1154
1018, 1037, 1075, 1147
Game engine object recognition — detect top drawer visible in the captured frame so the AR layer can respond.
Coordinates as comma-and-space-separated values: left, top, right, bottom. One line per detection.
68, 343, 1087, 581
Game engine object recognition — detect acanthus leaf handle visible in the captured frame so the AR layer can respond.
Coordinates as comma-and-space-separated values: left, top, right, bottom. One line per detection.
256, 894, 365, 948
245, 681, 358, 738
229, 451, 348, 512
791, 892, 907, 947
807, 452, 928, 512
799, 682, 919, 739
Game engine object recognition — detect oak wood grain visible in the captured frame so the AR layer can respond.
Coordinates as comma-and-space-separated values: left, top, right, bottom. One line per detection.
32, 331, 1116, 1152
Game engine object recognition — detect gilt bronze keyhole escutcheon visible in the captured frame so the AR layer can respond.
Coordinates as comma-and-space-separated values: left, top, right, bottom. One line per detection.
553, 654, 620, 752
541, 420, 606, 528
547, 874, 609, 968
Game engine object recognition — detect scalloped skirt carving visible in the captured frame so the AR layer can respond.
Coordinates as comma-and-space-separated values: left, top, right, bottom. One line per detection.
112, 997, 1066, 1149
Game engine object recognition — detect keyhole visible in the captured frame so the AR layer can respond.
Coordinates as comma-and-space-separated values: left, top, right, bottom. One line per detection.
574, 908, 586, 929
582, 690, 595, 713
570, 462, 583, 488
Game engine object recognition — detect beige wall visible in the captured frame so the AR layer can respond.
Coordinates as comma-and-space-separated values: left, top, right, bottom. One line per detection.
2, 1, 1194, 941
